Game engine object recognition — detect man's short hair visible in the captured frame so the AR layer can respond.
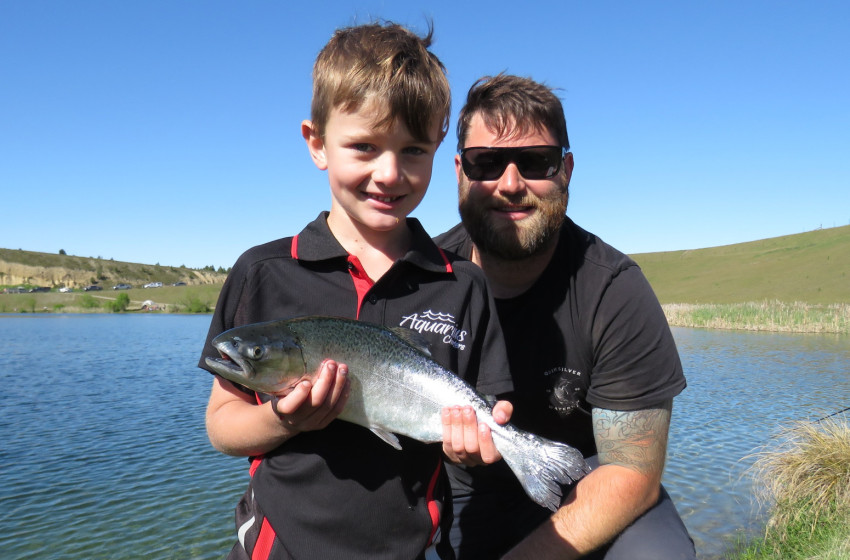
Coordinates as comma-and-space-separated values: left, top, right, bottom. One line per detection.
310, 22, 451, 143
456, 74, 569, 151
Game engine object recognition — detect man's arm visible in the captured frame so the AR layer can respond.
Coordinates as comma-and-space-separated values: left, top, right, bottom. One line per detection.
502, 400, 672, 559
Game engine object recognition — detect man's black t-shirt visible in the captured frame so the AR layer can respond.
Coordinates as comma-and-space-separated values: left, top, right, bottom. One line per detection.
436, 217, 685, 481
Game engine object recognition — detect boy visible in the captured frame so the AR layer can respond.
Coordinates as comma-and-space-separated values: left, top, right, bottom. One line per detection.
198, 23, 512, 560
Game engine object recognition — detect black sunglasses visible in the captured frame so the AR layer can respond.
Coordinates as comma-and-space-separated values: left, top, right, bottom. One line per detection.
459, 145, 567, 181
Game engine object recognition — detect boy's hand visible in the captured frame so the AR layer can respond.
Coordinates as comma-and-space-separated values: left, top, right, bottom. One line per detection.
271, 360, 349, 433
441, 400, 513, 466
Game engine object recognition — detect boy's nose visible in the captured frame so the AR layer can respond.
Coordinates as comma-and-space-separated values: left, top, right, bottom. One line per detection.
496, 163, 524, 195
373, 152, 402, 185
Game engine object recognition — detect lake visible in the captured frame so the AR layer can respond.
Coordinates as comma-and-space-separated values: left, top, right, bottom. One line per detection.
0, 315, 847, 559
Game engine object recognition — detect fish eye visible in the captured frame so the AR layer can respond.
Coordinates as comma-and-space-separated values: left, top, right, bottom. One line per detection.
251, 346, 264, 359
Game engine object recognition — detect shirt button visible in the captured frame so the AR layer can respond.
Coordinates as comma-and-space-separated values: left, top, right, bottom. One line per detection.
368, 295, 378, 304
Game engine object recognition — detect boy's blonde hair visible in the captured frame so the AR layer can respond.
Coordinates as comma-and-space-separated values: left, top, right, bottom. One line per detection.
310, 22, 451, 143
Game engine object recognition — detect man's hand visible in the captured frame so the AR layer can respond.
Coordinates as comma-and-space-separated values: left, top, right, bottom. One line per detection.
270, 359, 350, 434
441, 400, 513, 465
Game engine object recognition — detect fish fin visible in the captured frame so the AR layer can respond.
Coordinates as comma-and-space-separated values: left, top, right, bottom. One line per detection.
370, 428, 403, 450
497, 430, 591, 512
389, 328, 432, 357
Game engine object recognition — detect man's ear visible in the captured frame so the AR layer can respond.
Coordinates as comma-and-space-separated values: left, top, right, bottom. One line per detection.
302, 120, 328, 170
454, 153, 464, 183
563, 151, 575, 186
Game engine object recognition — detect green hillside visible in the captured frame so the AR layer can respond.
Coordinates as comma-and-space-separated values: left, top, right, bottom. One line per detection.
2, 227, 848, 331
632, 225, 850, 305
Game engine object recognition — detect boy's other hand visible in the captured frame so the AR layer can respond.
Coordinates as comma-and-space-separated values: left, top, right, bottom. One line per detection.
441, 400, 513, 465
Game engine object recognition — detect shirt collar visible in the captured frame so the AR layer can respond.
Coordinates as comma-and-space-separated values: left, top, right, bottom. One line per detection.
296, 212, 452, 274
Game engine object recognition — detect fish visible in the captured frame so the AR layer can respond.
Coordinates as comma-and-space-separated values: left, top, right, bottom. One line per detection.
204, 315, 590, 511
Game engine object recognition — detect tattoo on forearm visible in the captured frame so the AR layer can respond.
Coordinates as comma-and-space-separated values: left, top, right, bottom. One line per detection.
593, 400, 672, 475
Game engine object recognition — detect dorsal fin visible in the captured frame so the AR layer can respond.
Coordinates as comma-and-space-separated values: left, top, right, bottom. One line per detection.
389, 327, 432, 357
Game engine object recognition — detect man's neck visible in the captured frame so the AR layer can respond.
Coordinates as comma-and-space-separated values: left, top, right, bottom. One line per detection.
471, 241, 557, 299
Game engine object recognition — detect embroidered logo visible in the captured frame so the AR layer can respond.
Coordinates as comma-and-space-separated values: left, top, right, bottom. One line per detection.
399, 310, 468, 351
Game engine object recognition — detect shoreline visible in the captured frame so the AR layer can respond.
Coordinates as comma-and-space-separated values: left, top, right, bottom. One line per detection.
1, 294, 848, 334
663, 301, 850, 335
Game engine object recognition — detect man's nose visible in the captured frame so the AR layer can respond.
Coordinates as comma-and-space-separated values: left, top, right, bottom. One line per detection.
374, 152, 402, 185
497, 163, 524, 194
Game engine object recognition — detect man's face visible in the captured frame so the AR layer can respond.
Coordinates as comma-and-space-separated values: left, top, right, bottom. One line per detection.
456, 113, 573, 260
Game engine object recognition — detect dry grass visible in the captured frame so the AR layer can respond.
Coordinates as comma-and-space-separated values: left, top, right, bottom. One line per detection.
739, 417, 850, 557
663, 301, 850, 334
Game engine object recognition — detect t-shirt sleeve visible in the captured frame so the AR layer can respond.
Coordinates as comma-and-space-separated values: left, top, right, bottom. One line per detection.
585, 265, 686, 410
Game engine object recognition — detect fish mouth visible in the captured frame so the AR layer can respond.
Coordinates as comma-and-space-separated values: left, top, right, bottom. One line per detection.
206, 341, 253, 378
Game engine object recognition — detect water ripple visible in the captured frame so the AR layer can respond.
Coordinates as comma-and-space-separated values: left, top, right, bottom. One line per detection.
1, 317, 848, 559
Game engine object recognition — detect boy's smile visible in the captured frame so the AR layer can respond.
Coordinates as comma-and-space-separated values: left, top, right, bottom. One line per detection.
303, 101, 441, 240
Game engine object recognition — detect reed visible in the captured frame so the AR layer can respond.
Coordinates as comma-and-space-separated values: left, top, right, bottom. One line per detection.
663, 301, 850, 334
728, 418, 850, 559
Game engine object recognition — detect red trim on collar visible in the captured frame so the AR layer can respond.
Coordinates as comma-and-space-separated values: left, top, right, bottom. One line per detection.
346, 255, 374, 319
437, 248, 453, 273
290, 234, 299, 259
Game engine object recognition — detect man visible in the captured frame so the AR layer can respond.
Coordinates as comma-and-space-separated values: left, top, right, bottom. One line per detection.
436, 74, 696, 559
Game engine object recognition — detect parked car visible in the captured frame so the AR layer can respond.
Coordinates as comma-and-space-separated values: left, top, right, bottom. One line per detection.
113, 283, 132, 290
29, 287, 51, 292
59, 286, 73, 293
83, 285, 103, 291
172, 282, 186, 286
143, 282, 163, 288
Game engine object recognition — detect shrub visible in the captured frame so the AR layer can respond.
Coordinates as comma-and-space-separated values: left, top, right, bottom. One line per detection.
179, 292, 211, 313
110, 293, 130, 313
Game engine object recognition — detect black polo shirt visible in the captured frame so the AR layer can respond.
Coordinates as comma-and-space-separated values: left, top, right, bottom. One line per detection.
199, 212, 512, 560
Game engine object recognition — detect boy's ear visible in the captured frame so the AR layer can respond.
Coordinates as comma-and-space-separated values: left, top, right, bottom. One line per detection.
302, 120, 328, 170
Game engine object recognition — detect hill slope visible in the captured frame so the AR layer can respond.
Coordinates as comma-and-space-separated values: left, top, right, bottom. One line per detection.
632, 225, 850, 304
3, 225, 848, 305
0, 248, 227, 289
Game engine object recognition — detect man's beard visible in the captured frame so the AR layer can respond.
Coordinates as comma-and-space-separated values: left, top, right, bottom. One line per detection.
458, 179, 567, 261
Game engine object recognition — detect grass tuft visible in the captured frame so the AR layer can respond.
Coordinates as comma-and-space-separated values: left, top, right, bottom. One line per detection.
730, 417, 850, 559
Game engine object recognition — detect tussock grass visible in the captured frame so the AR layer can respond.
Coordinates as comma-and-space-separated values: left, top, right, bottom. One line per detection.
663, 301, 850, 334
730, 418, 850, 559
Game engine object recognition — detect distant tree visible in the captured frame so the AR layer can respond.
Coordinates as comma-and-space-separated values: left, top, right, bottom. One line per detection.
59, 249, 67, 255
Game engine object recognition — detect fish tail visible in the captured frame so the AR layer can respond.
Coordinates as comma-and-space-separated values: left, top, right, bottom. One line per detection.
497, 430, 591, 512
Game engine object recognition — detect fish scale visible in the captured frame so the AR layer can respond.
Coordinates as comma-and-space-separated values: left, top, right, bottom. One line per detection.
206, 315, 590, 511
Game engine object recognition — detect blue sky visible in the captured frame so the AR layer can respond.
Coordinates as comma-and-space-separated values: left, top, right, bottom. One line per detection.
2, 1, 848, 270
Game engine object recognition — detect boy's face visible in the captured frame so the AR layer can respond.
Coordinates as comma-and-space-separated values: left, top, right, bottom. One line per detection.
304, 101, 442, 236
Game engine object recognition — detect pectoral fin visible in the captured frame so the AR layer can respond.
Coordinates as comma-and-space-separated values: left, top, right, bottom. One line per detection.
370, 428, 402, 450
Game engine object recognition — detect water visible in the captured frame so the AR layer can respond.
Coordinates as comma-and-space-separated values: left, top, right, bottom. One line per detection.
664, 327, 850, 558
0, 316, 848, 559
0, 315, 246, 559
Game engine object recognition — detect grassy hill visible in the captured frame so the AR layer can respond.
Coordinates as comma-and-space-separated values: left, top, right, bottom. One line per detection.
632, 225, 849, 305
1, 227, 848, 329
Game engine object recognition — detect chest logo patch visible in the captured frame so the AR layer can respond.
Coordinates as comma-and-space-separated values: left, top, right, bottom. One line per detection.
399, 310, 468, 351
544, 367, 585, 417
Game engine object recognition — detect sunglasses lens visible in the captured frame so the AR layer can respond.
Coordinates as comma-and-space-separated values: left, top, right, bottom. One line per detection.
516, 147, 562, 179
461, 149, 507, 181
461, 146, 562, 180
